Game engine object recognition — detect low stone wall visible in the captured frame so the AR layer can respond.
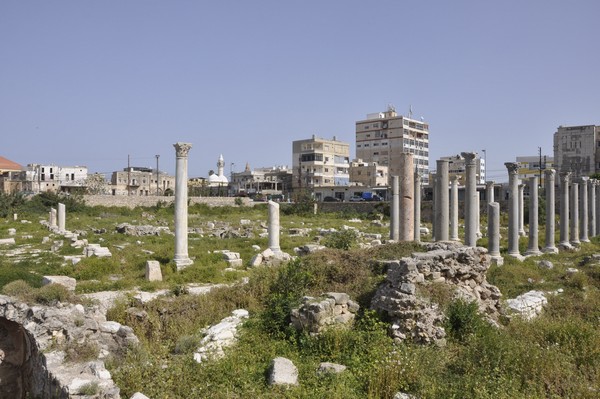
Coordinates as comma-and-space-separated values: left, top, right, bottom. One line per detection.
82, 195, 253, 209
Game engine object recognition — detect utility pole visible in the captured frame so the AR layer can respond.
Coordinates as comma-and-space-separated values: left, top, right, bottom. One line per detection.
155, 155, 160, 196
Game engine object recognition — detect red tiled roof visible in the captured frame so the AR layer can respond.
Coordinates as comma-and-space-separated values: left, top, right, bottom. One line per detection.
0, 156, 23, 171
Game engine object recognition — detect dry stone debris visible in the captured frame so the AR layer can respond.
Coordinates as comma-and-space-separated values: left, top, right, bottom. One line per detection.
290, 292, 359, 335
268, 357, 299, 386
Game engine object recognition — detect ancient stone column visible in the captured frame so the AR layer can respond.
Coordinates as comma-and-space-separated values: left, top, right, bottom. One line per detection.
414, 172, 422, 242
431, 175, 437, 241
486, 181, 495, 204
559, 172, 571, 249
580, 177, 590, 242
518, 184, 526, 236
590, 180, 597, 237
476, 191, 482, 238
570, 181, 580, 246
450, 175, 459, 241
505, 162, 521, 257
488, 202, 503, 265
398, 153, 414, 241
173, 142, 193, 270
268, 200, 281, 253
57, 203, 66, 232
434, 159, 449, 241
525, 176, 541, 256
50, 207, 57, 227
390, 175, 400, 241
542, 169, 558, 254
463, 152, 478, 247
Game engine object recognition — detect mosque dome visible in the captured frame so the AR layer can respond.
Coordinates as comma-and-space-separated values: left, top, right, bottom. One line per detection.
207, 154, 229, 185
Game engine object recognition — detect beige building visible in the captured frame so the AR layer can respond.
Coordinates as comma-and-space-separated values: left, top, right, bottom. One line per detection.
110, 167, 175, 196
516, 155, 554, 182
355, 106, 429, 184
231, 163, 293, 197
439, 154, 486, 185
292, 135, 350, 191
553, 125, 600, 178
0, 156, 24, 194
349, 159, 388, 188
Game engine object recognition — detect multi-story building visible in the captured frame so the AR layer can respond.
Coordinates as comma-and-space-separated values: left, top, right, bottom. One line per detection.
292, 135, 350, 193
25, 164, 88, 193
516, 155, 554, 183
349, 159, 389, 188
355, 106, 429, 184
231, 163, 293, 198
110, 167, 175, 196
553, 124, 600, 178
438, 154, 486, 185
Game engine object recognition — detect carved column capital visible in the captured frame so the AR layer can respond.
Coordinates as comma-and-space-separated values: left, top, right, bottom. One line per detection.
174, 142, 193, 157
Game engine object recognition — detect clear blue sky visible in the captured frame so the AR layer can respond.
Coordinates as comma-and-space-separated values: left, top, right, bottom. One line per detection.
2, 1, 599, 182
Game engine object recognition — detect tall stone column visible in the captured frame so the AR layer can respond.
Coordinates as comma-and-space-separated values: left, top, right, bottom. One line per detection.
525, 176, 541, 256
450, 175, 459, 241
431, 175, 437, 241
570, 181, 580, 246
398, 153, 414, 241
50, 207, 57, 227
486, 181, 495, 204
434, 159, 449, 241
173, 142, 193, 270
590, 180, 597, 237
580, 177, 590, 242
57, 203, 66, 232
463, 152, 478, 247
542, 169, 558, 253
488, 202, 503, 265
390, 175, 400, 241
518, 184, 526, 236
505, 162, 521, 257
559, 172, 571, 249
414, 172, 422, 242
268, 200, 281, 253
476, 191, 482, 238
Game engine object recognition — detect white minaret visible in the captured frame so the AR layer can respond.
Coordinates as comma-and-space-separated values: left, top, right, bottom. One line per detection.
217, 154, 225, 179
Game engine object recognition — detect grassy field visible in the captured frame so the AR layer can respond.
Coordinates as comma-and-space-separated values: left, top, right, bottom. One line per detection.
2, 193, 600, 398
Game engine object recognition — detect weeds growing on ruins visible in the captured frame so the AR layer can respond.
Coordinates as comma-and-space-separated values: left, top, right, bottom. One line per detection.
2, 194, 600, 397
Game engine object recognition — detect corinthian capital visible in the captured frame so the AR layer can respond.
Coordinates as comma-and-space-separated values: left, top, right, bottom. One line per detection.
174, 142, 193, 157
461, 152, 477, 165
504, 162, 519, 175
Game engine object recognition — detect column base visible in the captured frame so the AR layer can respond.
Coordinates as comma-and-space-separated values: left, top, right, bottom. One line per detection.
524, 248, 542, 257
570, 240, 581, 247
541, 246, 559, 254
490, 255, 504, 266
558, 242, 579, 252
174, 257, 194, 271
507, 252, 526, 261
581, 238, 591, 243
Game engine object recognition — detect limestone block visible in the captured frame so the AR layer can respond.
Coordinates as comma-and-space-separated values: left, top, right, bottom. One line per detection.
145, 260, 163, 281
506, 290, 547, 320
325, 292, 350, 305
8, 228, 16, 236
268, 357, 299, 386
0, 238, 16, 245
227, 259, 244, 268
318, 362, 347, 374
537, 260, 554, 269
131, 393, 151, 399
249, 254, 263, 267
42, 276, 76, 291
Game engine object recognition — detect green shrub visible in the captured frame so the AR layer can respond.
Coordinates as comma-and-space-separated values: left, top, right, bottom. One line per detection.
34, 283, 73, 305
64, 340, 100, 362
2, 279, 35, 301
322, 229, 358, 250
445, 298, 486, 342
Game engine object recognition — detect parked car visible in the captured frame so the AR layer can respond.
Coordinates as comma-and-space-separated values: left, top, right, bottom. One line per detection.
323, 196, 342, 202
349, 195, 365, 202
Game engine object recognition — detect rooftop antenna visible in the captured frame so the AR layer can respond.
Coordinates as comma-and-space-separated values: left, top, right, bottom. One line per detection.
408, 104, 413, 119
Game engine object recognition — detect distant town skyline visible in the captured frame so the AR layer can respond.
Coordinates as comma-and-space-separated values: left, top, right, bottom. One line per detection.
2, 1, 599, 182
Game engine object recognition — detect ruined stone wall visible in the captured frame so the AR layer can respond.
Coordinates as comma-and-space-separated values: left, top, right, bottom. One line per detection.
82, 194, 254, 209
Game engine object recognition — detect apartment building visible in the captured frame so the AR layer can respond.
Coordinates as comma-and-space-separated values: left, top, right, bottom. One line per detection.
231, 164, 293, 197
553, 124, 600, 178
516, 155, 554, 182
292, 135, 350, 191
355, 106, 429, 184
349, 159, 389, 188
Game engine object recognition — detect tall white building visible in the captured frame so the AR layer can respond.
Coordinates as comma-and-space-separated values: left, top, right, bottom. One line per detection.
439, 154, 486, 185
553, 124, 600, 178
355, 106, 429, 184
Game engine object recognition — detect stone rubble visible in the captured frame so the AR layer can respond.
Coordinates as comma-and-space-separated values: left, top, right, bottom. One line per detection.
505, 290, 548, 320
290, 292, 359, 335
268, 357, 299, 386
193, 309, 249, 363
371, 242, 502, 345
116, 223, 171, 236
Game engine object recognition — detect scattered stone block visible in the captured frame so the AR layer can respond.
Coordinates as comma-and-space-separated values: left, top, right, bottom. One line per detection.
42, 276, 77, 292
537, 260, 554, 269
8, 228, 16, 236
145, 260, 163, 282
268, 357, 299, 386
0, 238, 16, 245
194, 309, 249, 363
131, 393, 151, 399
318, 362, 346, 374
506, 290, 547, 320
